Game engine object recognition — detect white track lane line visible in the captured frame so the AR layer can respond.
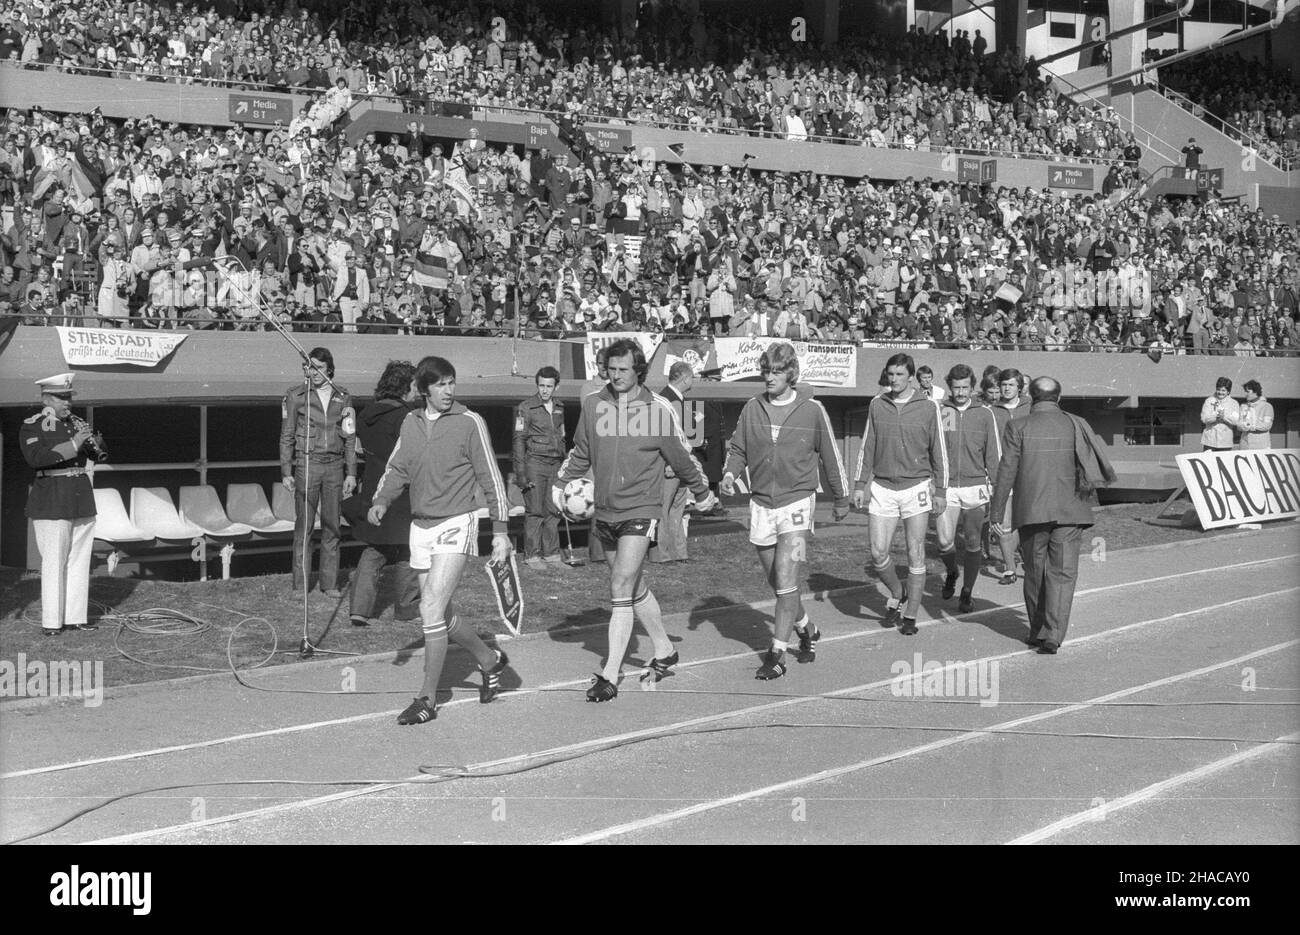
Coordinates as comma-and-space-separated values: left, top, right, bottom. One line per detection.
6, 553, 1294, 782
1006, 731, 1300, 845
77, 587, 1298, 845
551, 635, 1299, 845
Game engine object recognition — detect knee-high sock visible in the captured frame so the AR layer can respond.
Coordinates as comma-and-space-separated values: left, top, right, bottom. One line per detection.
940, 549, 958, 576
632, 588, 672, 659
418, 619, 449, 700
774, 587, 801, 647
904, 571, 926, 619
447, 614, 497, 670
962, 548, 982, 592
602, 598, 635, 682
875, 559, 903, 602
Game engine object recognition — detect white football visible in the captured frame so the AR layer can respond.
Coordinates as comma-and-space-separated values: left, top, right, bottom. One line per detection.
562, 477, 596, 521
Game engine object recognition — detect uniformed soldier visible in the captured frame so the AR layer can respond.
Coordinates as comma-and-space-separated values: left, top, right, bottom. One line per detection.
280, 347, 357, 595
512, 366, 567, 568
19, 373, 102, 636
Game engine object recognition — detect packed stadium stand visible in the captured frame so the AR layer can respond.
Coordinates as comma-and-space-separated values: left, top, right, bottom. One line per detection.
0, 0, 1295, 356
1, 0, 1297, 578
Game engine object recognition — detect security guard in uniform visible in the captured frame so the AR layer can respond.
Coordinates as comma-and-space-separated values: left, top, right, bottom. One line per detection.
513, 366, 567, 568
19, 373, 102, 635
280, 347, 357, 595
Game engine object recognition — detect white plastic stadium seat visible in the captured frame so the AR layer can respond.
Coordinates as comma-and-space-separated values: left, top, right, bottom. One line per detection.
178, 486, 255, 537
226, 483, 294, 534
271, 483, 348, 528
473, 505, 526, 519
92, 488, 152, 542
130, 487, 205, 540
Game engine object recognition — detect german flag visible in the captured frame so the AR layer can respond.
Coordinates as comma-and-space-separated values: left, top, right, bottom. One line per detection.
412, 252, 451, 290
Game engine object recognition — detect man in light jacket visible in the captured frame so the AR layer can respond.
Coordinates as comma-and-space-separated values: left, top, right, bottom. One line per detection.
1238, 379, 1274, 450
1200, 376, 1240, 452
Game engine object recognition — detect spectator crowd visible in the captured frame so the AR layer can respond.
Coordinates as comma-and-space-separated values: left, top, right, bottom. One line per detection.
1157, 52, 1300, 170
0, 1, 1296, 357
2, 0, 1145, 164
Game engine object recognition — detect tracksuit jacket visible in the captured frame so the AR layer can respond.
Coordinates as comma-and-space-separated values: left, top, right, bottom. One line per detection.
557, 383, 708, 523
853, 390, 950, 495
373, 403, 510, 534
723, 385, 850, 510
941, 399, 1002, 487
991, 394, 1032, 438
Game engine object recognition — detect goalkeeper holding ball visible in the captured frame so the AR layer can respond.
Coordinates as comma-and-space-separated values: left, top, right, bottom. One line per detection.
553, 339, 717, 702
721, 342, 851, 680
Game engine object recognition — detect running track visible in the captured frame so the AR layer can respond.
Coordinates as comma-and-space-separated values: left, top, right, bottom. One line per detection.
2, 524, 1297, 845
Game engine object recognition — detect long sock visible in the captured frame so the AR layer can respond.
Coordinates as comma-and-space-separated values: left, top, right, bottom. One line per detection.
875, 559, 903, 601
632, 588, 672, 659
940, 550, 958, 576
602, 598, 635, 683
962, 548, 982, 591
774, 587, 800, 645
793, 611, 810, 632
904, 571, 926, 619
419, 620, 449, 700
447, 614, 497, 670
771, 638, 788, 652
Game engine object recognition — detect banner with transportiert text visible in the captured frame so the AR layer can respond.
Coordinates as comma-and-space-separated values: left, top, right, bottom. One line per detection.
713, 337, 857, 388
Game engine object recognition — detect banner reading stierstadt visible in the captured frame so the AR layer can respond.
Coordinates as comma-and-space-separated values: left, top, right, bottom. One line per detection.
55, 327, 188, 367
1175, 448, 1300, 530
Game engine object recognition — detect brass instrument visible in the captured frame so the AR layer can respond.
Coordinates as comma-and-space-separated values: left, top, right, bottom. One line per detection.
70, 414, 109, 463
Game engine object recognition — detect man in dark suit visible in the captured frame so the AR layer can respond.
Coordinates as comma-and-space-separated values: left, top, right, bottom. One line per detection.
989, 377, 1115, 654
650, 362, 698, 563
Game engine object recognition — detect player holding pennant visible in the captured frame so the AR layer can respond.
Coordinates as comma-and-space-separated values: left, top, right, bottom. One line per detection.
852, 353, 949, 635
369, 356, 514, 726
553, 338, 717, 702
720, 342, 851, 680
935, 364, 1001, 614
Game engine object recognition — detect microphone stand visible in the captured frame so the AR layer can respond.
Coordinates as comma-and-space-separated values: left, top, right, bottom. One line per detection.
212, 254, 354, 659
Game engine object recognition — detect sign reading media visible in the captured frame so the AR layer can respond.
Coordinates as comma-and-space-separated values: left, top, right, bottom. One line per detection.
1047, 164, 1094, 191
1175, 448, 1300, 529
228, 93, 293, 125
583, 126, 632, 153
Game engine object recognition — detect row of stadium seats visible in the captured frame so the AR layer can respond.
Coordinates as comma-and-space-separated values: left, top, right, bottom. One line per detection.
94, 484, 329, 544
90, 483, 528, 578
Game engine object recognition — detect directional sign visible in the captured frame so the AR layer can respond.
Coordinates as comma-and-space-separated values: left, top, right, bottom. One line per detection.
957, 157, 983, 184
980, 159, 997, 183
1197, 167, 1225, 192
228, 93, 294, 126
1047, 164, 1095, 191
526, 122, 553, 150
583, 126, 632, 154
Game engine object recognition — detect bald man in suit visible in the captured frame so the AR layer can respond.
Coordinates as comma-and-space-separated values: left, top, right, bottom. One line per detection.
989, 376, 1115, 654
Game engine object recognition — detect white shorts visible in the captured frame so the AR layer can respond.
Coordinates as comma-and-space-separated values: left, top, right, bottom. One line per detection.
409, 512, 479, 570
869, 480, 931, 520
749, 494, 816, 547
945, 483, 992, 512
